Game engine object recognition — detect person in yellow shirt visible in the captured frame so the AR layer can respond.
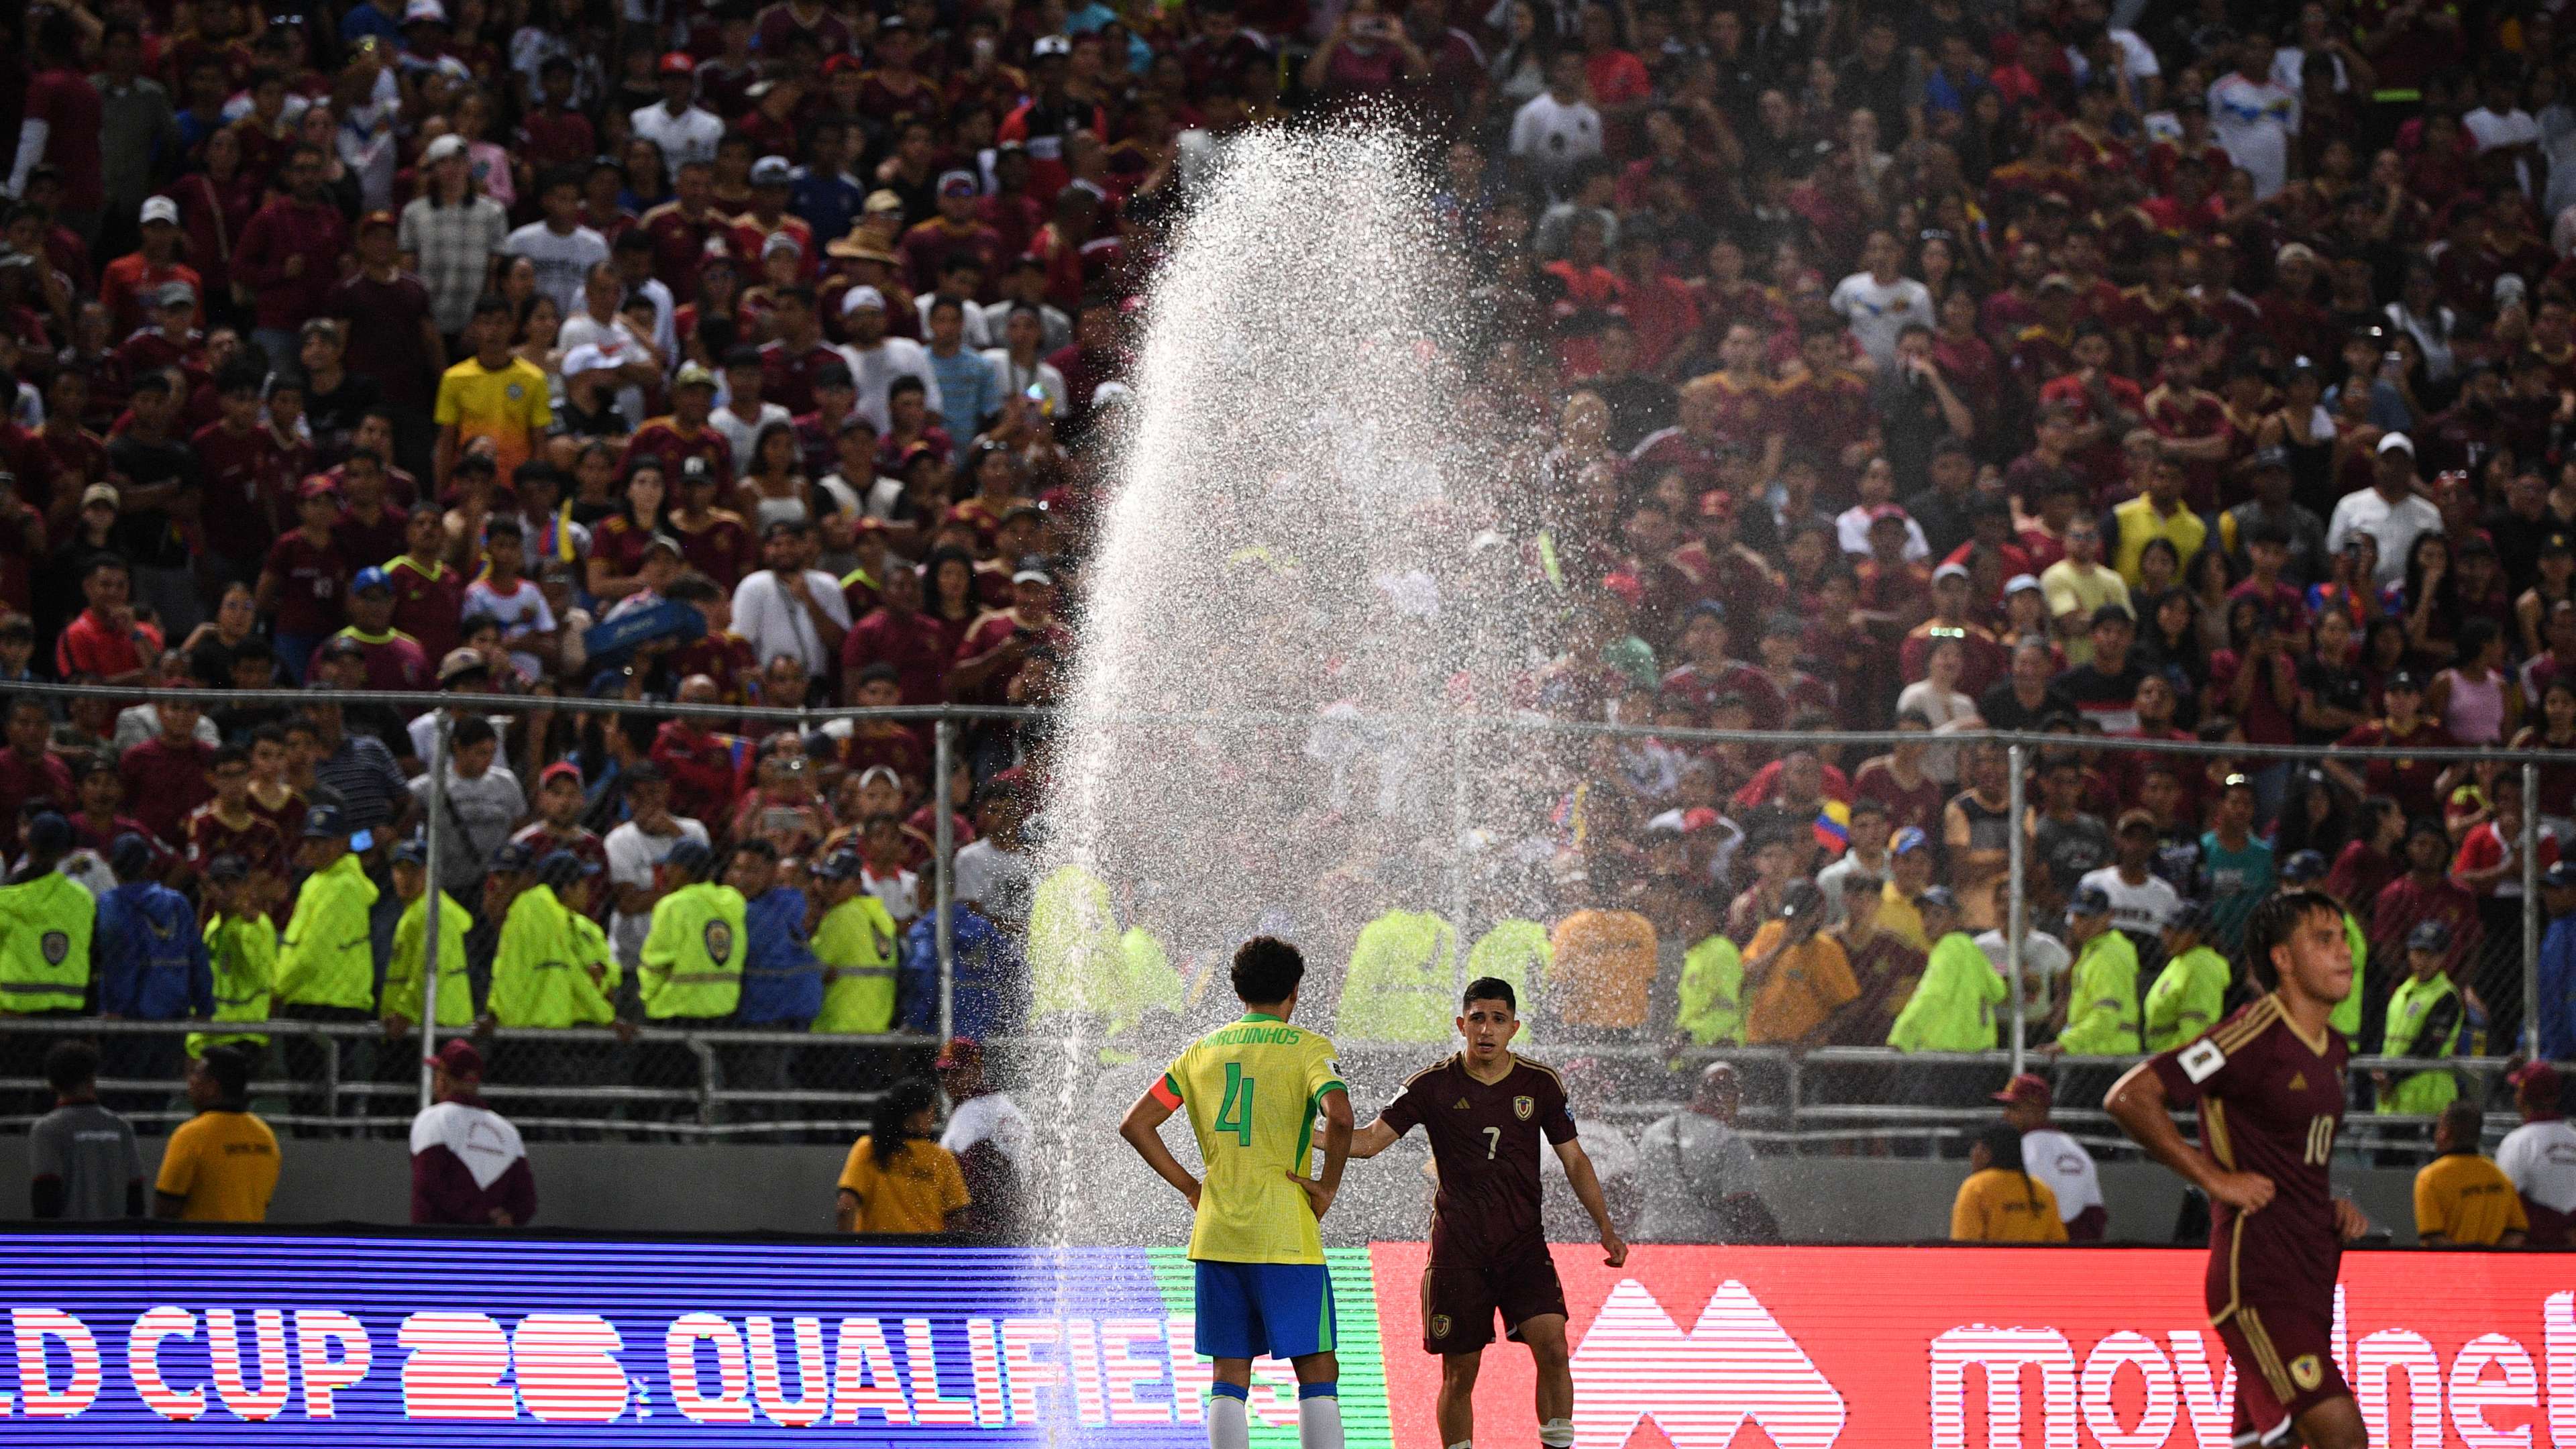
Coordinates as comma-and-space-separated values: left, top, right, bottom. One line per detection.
1951, 1122, 2068, 1242
1547, 879, 1657, 1037
1741, 881, 1860, 1046
2415, 1102, 2530, 1247
834, 1078, 968, 1234
434, 294, 554, 485
152, 1045, 280, 1223
1118, 936, 1354, 1449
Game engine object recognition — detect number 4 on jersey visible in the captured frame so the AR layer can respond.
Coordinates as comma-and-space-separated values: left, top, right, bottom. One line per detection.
1215, 1063, 1256, 1146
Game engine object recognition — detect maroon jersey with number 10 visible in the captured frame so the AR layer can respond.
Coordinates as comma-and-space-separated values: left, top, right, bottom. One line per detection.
2147, 993, 2350, 1318
1377, 1055, 1576, 1265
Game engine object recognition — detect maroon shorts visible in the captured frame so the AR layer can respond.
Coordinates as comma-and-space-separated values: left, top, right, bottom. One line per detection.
1421, 1246, 1567, 1356
2216, 1301, 2349, 1444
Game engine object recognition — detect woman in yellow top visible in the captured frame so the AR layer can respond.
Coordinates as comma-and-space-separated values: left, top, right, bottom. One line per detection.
835, 1079, 969, 1234
1950, 1123, 2068, 1242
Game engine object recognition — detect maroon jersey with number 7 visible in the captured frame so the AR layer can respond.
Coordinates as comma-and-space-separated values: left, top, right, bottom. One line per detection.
1377, 1055, 1577, 1266
2146, 994, 2351, 1318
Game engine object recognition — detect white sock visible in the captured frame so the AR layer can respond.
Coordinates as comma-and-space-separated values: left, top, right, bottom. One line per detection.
1208, 1391, 1250, 1449
1540, 1417, 1575, 1448
1298, 1391, 1344, 1449
1446, 1440, 1474, 1449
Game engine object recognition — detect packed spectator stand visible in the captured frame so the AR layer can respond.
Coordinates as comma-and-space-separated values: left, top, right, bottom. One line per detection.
0, 0, 2567, 1210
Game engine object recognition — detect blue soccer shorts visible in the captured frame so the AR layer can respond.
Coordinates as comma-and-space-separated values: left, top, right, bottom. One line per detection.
1193, 1260, 1336, 1361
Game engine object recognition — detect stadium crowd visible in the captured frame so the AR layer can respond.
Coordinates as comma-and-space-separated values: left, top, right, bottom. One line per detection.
0, 0, 2571, 1191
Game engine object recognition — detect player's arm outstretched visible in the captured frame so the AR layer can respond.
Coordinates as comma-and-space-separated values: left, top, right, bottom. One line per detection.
1346, 1117, 1403, 1159
1289, 1087, 1355, 1219
1551, 1136, 1630, 1267
2103, 1061, 2276, 1215
1120, 1089, 1204, 1210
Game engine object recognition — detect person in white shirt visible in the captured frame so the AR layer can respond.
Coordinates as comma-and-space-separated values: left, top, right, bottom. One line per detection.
1976, 880, 2072, 1016
710, 344, 792, 466
2326, 433, 2441, 590
1997, 1073, 2106, 1238
555, 262, 658, 423
953, 782, 1034, 928
2497, 1063, 2576, 1247
2466, 70, 2545, 199
1635, 1062, 1778, 1243
460, 519, 557, 682
730, 519, 851, 679
602, 763, 710, 966
501, 169, 610, 319
981, 303, 1068, 421
838, 286, 943, 434
1830, 227, 1937, 379
2077, 812, 2184, 943
2205, 32, 2299, 199
1508, 51, 1602, 200
630, 53, 722, 181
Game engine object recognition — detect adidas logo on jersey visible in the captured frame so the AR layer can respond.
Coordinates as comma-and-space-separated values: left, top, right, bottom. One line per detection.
1453, 1097, 1472, 1110
2287, 1072, 2307, 1091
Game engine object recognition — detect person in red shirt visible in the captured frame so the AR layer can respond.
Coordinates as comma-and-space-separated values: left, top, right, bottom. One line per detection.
257, 477, 352, 683
2371, 815, 2483, 983
639, 162, 727, 298
662, 452, 755, 591
0, 695, 72, 857
119, 692, 215, 847
623, 365, 735, 490
99, 196, 205, 341
950, 568, 1071, 704
191, 362, 283, 545
55, 554, 163, 684
13, 15, 103, 237
839, 561, 949, 706
184, 743, 289, 895
2326, 669, 2457, 822
649, 673, 750, 826
386, 506, 465, 663
232, 142, 351, 364
509, 759, 610, 876
757, 288, 843, 416
659, 574, 759, 706
2141, 347, 2237, 512
330, 568, 432, 692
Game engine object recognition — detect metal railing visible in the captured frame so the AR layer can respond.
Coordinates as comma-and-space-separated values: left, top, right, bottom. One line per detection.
3, 678, 2565, 1133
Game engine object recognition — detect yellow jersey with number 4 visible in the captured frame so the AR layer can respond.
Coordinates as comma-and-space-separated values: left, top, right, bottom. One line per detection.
1150, 1012, 1346, 1265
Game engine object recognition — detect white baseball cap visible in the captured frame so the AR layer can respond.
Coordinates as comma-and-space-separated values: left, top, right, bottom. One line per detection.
561, 343, 614, 378
2377, 432, 2414, 455
138, 195, 178, 226
422, 133, 468, 165
841, 284, 886, 315
403, 0, 446, 21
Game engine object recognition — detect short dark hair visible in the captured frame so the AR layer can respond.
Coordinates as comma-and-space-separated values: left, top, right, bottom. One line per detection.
1230, 936, 1305, 1006
451, 716, 498, 750
44, 1038, 97, 1095
1462, 976, 1518, 1012
2242, 888, 2344, 989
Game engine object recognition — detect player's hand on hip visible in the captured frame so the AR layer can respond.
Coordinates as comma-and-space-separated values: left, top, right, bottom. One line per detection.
1601, 1227, 1629, 1268
1287, 1171, 1335, 1220
2206, 1170, 2275, 1214
2332, 1197, 2370, 1242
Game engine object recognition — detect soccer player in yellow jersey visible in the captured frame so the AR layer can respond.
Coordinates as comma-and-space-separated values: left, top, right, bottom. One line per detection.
1121, 938, 1355, 1449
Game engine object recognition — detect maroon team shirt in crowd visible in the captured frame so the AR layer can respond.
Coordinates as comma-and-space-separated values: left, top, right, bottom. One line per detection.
841, 606, 951, 706
183, 803, 287, 881
191, 420, 281, 557
757, 339, 844, 416
2147, 996, 2347, 1316
326, 272, 439, 410
235, 197, 351, 333
0, 749, 72, 855
386, 557, 464, 663
264, 532, 350, 637
120, 735, 216, 846
1377, 1055, 1577, 1265
23, 67, 102, 214
333, 504, 410, 578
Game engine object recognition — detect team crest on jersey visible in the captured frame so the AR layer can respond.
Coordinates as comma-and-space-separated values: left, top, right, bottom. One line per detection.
2178, 1038, 2226, 1083
2290, 1355, 2322, 1391
40, 930, 68, 964
1428, 1315, 1452, 1340
1513, 1095, 1534, 1120
704, 920, 734, 963
506, 382, 526, 400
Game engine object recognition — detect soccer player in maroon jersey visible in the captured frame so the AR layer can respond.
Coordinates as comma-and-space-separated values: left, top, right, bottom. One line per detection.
1348, 978, 1626, 1449
2106, 890, 2373, 1449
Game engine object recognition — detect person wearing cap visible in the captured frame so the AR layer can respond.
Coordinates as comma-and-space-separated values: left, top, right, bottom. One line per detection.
1634, 1062, 1778, 1244
398, 131, 513, 344
274, 804, 382, 1120
632, 52, 723, 181
898, 170, 1004, 298
1899, 563, 2008, 699
189, 853, 277, 1062
2413, 1099, 2527, 1247
1990, 1073, 2107, 1240
625, 373, 739, 506
2216, 451, 2329, 589
637, 835, 749, 1028
96, 831, 211, 1084
255, 472, 355, 683
152, 1044, 279, 1222
101, 196, 205, 340
2374, 919, 2465, 1119
2081, 810, 2186, 951
0, 814, 98, 1099
2498, 1062, 2576, 1246
411, 1038, 537, 1227
380, 837, 474, 1042
1739, 879, 1860, 1046
2322, 666, 2457, 821
488, 849, 619, 1038
2326, 431, 2438, 592
2143, 904, 2231, 1052
837, 274, 943, 435
810, 847, 901, 1036
509, 760, 606, 872
731, 156, 816, 280
327, 566, 433, 693
2196, 772, 2275, 956
951, 567, 1071, 705
435, 293, 555, 490
2049, 885, 2141, 1056
1886, 885, 2005, 1055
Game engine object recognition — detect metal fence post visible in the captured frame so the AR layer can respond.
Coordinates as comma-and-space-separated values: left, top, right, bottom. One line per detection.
417, 712, 450, 1114
934, 719, 955, 1045
2006, 741, 2027, 1077
2526, 761, 2542, 1061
